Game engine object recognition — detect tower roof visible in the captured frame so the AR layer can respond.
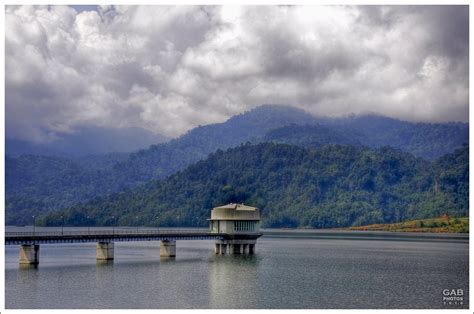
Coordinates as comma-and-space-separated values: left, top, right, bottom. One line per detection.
213, 203, 258, 211
209, 203, 260, 221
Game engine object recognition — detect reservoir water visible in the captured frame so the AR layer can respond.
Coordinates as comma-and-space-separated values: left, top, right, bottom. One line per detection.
5, 227, 469, 309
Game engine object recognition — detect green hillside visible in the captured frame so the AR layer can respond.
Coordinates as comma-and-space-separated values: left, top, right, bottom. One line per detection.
38, 143, 468, 229
6, 105, 318, 224
348, 216, 469, 233
6, 106, 468, 225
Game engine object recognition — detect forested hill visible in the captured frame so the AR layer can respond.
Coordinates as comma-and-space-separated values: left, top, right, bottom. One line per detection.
96, 109, 469, 187
6, 105, 468, 225
109, 105, 318, 185
264, 117, 468, 159
5, 105, 318, 224
263, 124, 362, 147
38, 143, 469, 229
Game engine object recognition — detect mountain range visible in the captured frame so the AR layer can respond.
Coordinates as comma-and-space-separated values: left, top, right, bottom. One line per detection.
6, 126, 169, 157
39, 143, 468, 228
5, 105, 469, 227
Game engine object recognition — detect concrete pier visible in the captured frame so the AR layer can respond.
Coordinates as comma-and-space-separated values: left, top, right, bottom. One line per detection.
96, 242, 114, 260
249, 243, 255, 254
236, 244, 242, 254
19, 244, 40, 264
160, 240, 176, 257
215, 240, 256, 255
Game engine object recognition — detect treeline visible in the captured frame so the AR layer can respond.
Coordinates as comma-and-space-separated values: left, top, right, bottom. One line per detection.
6, 105, 468, 225
6, 105, 317, 224
37, 143, 468, 229
264, 119, 468, 159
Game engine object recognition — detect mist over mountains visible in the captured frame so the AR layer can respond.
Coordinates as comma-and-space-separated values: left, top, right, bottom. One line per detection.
6, 126, 169, 157
5, 105, 469, 227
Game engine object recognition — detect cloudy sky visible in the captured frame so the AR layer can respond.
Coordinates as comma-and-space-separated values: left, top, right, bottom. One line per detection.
5, 5, 469, 143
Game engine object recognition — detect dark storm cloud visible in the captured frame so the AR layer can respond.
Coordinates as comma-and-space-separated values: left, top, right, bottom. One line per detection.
420, 6, 469, 59
70, 5, 100, 13
103, 61, 156, 99
356, 6, 468, 72
5, 5, 469, 142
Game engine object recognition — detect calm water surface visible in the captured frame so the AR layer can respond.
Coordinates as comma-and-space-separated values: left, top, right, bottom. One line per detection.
5, 227, 469, 309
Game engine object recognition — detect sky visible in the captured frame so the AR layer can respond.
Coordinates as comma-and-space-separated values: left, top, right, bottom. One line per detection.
5, 5, 469, 143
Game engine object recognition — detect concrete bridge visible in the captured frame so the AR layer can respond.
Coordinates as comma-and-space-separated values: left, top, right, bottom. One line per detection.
5, 228, 262, 265
6, 203, 263, 265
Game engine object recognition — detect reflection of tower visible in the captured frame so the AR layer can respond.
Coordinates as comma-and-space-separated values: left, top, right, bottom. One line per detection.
208, 203, 262, 254
208, 255, 260, 308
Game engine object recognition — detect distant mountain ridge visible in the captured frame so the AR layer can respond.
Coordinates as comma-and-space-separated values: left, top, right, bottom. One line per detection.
5, 105, 469, 225
262, 112, 468, 159
110, 105, 319, 185
6, 126, 169, 157
318, 114, 468, 159
263, 124, 362, 147
6, 105, 322, 224
38, 143, 469, 229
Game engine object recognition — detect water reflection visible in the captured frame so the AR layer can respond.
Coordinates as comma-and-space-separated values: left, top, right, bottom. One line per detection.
209, 254, 259, 308
96, 260, 114, 267
19, 264, 39, 270
5, 236, 469, 309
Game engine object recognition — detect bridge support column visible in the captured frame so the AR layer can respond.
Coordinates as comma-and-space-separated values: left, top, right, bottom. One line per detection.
96, 242, 114, 260
233, 244, 241, 254
160, 240, 176, 257
215, 243, 227, 255
249, 243, 255, 254
214, 239, 256, 255
19, 244, 40, 264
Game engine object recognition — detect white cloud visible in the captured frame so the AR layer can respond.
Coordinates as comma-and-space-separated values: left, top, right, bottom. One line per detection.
5, 5, 469, 143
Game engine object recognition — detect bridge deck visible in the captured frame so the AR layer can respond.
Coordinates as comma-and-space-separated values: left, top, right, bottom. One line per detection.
5, 229, 263, 245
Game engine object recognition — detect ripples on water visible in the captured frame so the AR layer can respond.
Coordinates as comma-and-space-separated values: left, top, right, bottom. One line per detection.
5, 228, 469, 309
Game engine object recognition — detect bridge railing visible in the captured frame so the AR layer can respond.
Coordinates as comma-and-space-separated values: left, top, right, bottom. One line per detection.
6, 228, 212, 237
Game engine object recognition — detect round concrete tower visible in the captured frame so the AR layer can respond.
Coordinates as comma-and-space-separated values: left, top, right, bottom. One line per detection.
208, 203, 262, 254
